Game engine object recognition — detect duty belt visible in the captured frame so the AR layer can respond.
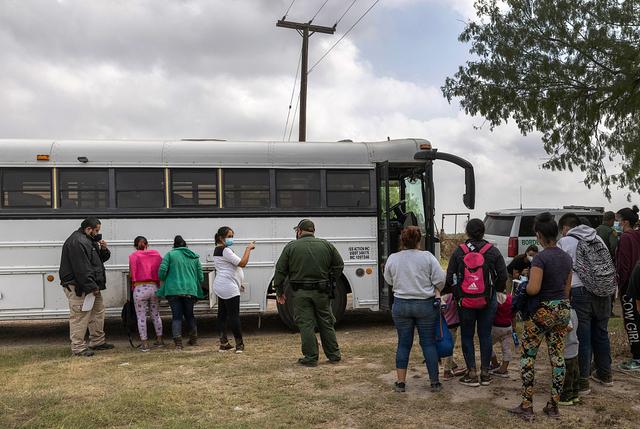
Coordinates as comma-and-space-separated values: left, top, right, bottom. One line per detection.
289, 280, 330, 291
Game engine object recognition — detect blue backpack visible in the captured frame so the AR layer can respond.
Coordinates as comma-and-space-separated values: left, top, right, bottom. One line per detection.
435, 313, 454, 358
511, 279, 540, 320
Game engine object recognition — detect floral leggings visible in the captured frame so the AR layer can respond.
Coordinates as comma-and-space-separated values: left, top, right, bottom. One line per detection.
133, 284, 163, 341
520, 300, 570, 408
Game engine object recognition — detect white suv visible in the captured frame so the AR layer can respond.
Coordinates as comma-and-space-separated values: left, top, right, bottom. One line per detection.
483, 206, 604, 263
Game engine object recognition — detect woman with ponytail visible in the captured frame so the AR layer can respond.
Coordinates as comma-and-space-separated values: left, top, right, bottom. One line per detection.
212, 227, 255, 353
128, 236, 163, 351
615, 205, 640, 371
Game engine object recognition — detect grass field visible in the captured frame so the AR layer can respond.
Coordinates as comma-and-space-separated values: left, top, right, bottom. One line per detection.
1, 311, 640, 428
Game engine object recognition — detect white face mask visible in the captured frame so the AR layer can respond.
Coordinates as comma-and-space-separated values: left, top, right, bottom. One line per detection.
527, 256, 534, 262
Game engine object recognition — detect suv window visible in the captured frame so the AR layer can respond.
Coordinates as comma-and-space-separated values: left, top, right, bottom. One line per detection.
518, 216, 535, 236
484, 215, 515, 236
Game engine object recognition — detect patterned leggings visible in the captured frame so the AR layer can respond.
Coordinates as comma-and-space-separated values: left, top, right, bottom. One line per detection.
133, 284, 163, 341
520, 300, 570, 408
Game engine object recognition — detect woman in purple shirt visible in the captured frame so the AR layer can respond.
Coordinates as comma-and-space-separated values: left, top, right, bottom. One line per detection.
509, 212, 572, 421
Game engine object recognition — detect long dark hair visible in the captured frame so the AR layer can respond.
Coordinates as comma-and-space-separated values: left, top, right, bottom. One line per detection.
617, 206, 640, 226
173, 235, 187, 248
215, 226, 232, 245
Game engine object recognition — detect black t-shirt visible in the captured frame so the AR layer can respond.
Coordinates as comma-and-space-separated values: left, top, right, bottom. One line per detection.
531, 246, 572, 301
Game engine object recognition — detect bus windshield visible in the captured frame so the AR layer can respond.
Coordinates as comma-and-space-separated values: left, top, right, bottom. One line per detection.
404, 177, 426, 234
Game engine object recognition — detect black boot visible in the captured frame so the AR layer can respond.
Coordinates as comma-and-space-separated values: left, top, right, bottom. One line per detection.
187, 332, 198, 346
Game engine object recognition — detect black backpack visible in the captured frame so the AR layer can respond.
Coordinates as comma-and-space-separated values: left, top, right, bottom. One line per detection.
569, 233, 618, 297
121, 288, 139, 348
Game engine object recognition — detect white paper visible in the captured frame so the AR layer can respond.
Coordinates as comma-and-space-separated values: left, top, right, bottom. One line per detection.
82, 293, 95, 311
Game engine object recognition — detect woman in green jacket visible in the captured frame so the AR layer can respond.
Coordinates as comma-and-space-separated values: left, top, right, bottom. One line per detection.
157, 235, 204, 350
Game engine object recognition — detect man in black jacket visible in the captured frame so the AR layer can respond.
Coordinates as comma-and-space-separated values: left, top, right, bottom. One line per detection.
59, 217, 114, 356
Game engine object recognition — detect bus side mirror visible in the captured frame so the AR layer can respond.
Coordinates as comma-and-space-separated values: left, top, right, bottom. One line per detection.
414, 150, 476, 210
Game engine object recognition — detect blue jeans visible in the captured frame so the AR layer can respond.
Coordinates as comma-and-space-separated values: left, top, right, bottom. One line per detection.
167, 295, 197, 339
571, 287, 612, 379
459, 294, 497, 372
392, 297, 439, 383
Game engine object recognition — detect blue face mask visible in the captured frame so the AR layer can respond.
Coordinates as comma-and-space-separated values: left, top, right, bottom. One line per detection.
614, 221, 623, 233
224, 238, 234, 247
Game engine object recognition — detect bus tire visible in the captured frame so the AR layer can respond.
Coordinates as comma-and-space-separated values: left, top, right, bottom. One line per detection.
276, 278, 349, 332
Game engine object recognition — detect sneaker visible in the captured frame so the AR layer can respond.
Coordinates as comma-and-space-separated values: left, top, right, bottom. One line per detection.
152, 340, 165, 348
572, 397, 581, 405
430, 382, 443, 393
508, 404, 535, 421
235, 343, 245, 354
219, 342, 234, 352
394, 381, 406, 392
297, 358, 318, 367
89, 343, 115, 351
73, 349, 95, 357
459, 372, 480, 387
558, 398, 575, 407
327, 357, 341, 364
590, 373, 613, 387
480, 373, 492, 386
578, 377, 591, 395
618, 359, 640, 371
490, 369, 510, 378
140, 344, 150, 353
442, 370, 455, 381
451, 367, 467, 377
543, 402, 560, 419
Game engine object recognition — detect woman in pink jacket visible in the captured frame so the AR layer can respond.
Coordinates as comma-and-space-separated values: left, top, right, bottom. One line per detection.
129, 236, 164, 352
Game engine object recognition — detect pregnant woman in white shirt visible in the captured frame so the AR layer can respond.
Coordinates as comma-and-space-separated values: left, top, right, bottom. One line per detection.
212, 226, 255, 353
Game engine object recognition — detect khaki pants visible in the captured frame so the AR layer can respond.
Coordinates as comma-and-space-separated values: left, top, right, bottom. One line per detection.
64, 285, 106, 354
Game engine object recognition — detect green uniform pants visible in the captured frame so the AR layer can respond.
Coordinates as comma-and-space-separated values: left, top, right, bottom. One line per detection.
293, 289, 341, 362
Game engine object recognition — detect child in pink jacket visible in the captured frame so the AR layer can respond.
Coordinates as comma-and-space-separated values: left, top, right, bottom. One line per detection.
129, 236, 163, 351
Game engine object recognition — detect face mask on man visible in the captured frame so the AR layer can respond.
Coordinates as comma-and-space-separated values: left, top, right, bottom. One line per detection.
527, 256, 534, 262
614, 221, 623, 233
224, 238, 234, 247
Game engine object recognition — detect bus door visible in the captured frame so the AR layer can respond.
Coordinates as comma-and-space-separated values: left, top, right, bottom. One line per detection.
377, 162, 428, 311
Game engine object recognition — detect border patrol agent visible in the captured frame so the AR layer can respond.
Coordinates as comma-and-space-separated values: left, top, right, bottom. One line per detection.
275, 219, 344, 366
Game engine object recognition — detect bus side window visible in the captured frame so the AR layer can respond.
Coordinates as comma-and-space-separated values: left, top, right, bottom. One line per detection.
276, 169, 321, 208
171, 169, 218, 207
1, 168, 52, 208
115, 169, 165, 208
327, 170, 371, 208
59, 168, 109, 209
223, 169, 270, 208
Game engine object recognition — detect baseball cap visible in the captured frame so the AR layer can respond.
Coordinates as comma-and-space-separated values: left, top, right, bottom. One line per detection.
294, 219, 315, 232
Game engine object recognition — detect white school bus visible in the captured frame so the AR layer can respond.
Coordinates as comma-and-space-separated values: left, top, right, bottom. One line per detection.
0, 138, 474, 328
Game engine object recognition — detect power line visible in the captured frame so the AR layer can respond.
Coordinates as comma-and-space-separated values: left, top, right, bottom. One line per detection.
308, 0, 380, 74
335, 0, 358, 26
288, 94, 301, 142
283, 49, 303, 141
309, 0, 330, 24
282, 0, 297, 19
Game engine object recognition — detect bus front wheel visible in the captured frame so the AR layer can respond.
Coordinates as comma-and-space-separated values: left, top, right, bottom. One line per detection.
276, 277, 348, 332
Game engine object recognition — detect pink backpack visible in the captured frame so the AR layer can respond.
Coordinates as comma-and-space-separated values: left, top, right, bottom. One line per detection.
457, 243, 493, 309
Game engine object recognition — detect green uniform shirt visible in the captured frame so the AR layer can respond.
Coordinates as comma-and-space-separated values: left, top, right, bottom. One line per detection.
596, 224, 618, 258
274, 235, 344, 296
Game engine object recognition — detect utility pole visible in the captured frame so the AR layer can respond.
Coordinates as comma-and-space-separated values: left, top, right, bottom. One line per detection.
277, 19, 335, 142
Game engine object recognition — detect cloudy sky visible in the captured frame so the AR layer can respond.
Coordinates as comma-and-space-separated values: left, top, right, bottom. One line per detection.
0, 0, 634, 230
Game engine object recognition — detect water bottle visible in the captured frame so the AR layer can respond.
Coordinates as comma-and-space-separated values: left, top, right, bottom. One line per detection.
512, 331, 520, 346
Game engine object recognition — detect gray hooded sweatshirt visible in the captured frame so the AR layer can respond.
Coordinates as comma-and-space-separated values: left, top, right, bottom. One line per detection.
558, 224, 605, 288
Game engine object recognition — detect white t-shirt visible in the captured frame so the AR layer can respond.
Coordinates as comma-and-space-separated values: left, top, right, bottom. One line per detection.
212, 246, 244, 299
